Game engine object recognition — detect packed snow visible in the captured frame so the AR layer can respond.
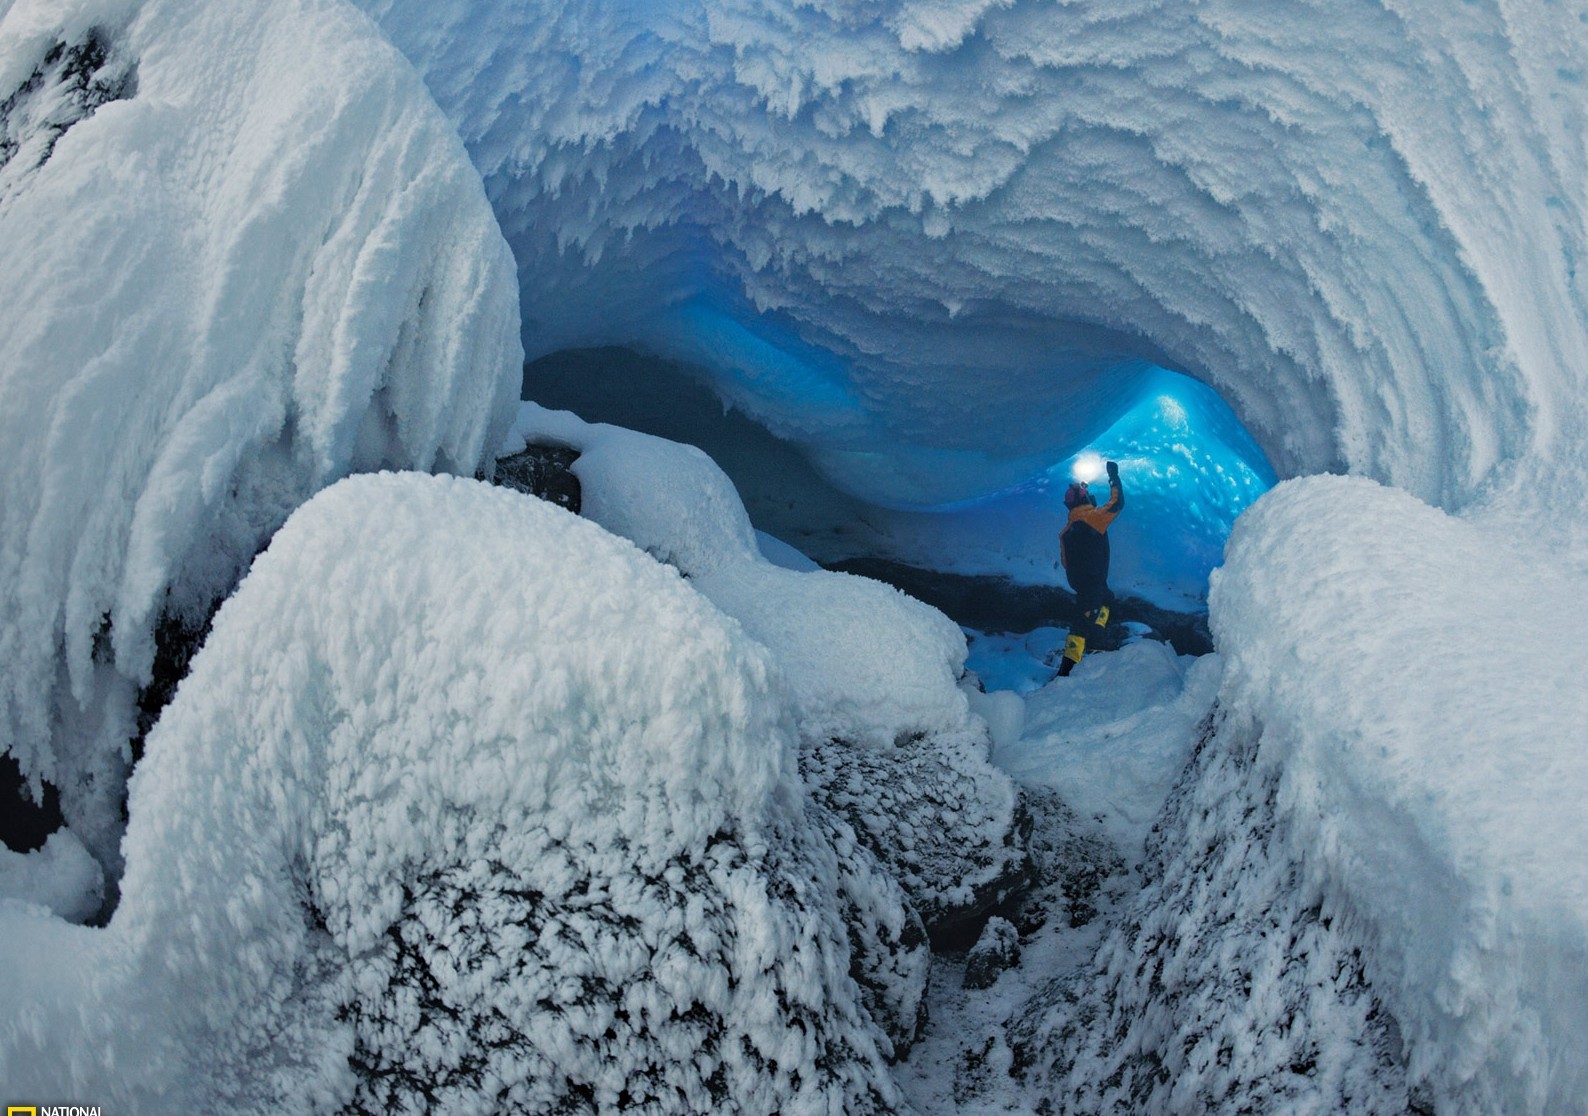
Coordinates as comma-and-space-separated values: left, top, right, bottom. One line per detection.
3, 0, 1588, 1111
503, 403, 977, 750
0, 827, 102, 923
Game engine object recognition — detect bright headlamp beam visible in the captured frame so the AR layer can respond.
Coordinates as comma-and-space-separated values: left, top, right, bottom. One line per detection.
1072, 452, 1105, 483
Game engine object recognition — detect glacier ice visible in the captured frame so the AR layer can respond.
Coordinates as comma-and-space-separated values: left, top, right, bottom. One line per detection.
524, 348, 1275, 608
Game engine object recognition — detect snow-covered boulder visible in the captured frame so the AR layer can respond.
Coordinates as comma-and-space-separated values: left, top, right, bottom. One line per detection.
1011, 711, 1413, 1112
1211, 476, 1588, 1113
0, 473, 919, 1110
963, 916, 1020, 991
501, 404, 1034, 945
1015, 475, 1588, 1113
504, 403, 975, 750
0, 0, 522, 876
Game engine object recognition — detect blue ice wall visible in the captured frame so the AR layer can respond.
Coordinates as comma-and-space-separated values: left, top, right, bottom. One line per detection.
816, 366, 1275, 609
524, 351, 1272, 610
1047, 367, 1276, 607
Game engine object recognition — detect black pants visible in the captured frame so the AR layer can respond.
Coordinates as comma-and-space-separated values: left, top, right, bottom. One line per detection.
1058, 584, 1112, 675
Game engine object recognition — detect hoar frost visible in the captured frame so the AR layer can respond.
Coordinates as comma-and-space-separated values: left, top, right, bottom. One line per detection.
1, 473, 926, 1112
0, 0, 522, 882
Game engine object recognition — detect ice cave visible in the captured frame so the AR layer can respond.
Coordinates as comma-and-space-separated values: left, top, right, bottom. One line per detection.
521, 347, 1274, 611
2, 0, 1587, 1113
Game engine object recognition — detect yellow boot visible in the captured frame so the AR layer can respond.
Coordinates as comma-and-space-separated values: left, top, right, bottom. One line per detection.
1057, 633, 1086, 676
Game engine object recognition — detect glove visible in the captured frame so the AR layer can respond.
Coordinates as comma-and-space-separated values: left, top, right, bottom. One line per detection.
1106, 460, 1119, 480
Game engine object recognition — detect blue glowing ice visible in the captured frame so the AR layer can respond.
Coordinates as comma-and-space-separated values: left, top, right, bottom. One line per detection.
774, 365, 1275, 610
1050, 367, 1276, 605
524, 348, 1271, 609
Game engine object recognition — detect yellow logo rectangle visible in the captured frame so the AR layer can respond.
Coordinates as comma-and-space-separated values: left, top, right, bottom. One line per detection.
9, 1106, 38, 1116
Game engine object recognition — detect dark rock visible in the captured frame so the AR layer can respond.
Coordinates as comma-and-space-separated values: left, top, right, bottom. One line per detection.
133, 608, 217, 764
1, 28, 136, 189
806, 801, 933, 1061
0, 754, 64, 854
803, 729, 1034, 951
493, 443, 582, 514
1007, 785, 1128, 934
338, 818, 908, 1114
963, 916, 1021, 990
826, 556, 1213, 656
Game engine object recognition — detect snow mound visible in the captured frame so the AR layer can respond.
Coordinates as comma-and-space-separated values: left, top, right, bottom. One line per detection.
1005, 639, 1222, 856
1012, 712, 1413, 1112
500, 403, 1031, 951
0, 0, 522, 874
1000, 475, 1588, 1113
1210, 475, 1588, 1113
0, 473, 914, 1110
505, 403, 975, 749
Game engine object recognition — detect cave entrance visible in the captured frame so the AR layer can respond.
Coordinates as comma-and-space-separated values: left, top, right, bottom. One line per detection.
521, 347, 1274, 655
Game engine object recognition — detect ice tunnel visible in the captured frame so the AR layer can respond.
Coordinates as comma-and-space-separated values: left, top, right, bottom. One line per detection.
525, 347, 1274, 608
4, 0, 1585, 859
356, 0, 1588, 542
4, 0, 1588, 1110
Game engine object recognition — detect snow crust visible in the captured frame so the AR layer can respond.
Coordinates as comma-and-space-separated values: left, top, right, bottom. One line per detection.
0, 0, 522, 871
0, 828, 103, 923
999, 639, 1222, 856
505, 403, 976, 750
502, 406, 1034, 963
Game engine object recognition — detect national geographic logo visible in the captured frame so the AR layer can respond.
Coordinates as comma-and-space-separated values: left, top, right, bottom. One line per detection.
9, 1106, 105, 1115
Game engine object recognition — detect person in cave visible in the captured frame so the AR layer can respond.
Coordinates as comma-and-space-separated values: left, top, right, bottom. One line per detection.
1057, 459, 1124, 677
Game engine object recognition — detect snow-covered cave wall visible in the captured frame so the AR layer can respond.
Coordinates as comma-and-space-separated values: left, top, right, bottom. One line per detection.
1, 0, 1586, 1109
341, 1, 1588, 1108
0, 0, 523, 872
359, 0, 1588, 526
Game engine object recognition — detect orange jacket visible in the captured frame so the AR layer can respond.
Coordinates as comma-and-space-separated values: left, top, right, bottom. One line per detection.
1059, 477, 1124, 570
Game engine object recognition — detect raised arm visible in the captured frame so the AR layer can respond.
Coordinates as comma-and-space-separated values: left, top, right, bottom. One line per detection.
1100, 460, 1124, 514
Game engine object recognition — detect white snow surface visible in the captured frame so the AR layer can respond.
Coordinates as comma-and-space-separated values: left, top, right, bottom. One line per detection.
506, 403, 976, 750
0, 828, 103, 924
998, 639, 1222, 857
0, 0, 522, 869
2, 0, 1587, 1109
1212, 475, 1588, 1114
0, 472, 915, 1110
